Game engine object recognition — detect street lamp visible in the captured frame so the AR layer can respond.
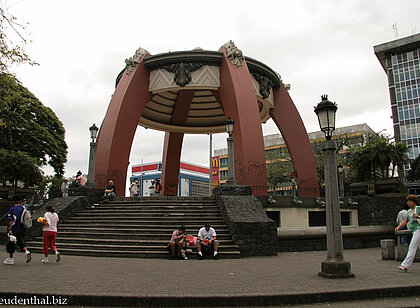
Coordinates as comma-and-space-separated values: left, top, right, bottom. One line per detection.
86, 124, 98, 188
225, 117, 237, 185
338, 164, 345, 198
89, 124, 99, 141
314, 95, 354, 278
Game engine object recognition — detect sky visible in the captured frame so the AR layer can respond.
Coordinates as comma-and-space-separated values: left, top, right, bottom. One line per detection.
3, 0, 420, 192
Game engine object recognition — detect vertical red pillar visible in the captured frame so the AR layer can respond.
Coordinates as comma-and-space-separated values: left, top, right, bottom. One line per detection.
161, 132, 184, 196
270, 86, 320, 196
95, 54, 151, 196
218, 45, 268, 193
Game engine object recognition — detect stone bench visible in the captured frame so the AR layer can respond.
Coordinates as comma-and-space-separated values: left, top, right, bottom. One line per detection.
395, 229, 420, 261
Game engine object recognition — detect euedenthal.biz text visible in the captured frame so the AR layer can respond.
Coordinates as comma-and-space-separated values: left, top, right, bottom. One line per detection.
0, 295, 67, 305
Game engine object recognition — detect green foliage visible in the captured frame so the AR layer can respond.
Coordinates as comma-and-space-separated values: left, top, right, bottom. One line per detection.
344, 135, 408, 182
0, 148, 43, 187
0, 73, 67, 179
407, 155, 420, 182
0, 4, 38, 73
265, 148, 294, 186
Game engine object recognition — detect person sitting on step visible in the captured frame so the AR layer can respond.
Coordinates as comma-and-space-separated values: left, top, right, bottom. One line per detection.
103, 180, 116, 201
168, 225, 187, 260
196, 224, 219, 260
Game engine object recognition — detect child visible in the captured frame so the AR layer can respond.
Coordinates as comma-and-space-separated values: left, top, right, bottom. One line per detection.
41, 205, 61, 263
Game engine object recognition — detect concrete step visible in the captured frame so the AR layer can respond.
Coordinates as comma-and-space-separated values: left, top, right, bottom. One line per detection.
27, 241, 240, 252
25, 246, 241, 259
31, 237, 236, 246
60, 222, 227, 228
92, 206, 219, 211
66, 214, 224, 223
33, 197, 241, 259
55, 231, 234, 240
101, 200, 217, 206
78, 209, 221, 214
58, 226, 231, 232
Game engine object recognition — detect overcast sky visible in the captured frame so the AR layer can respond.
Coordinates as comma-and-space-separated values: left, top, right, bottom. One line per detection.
4, 0, 420, 190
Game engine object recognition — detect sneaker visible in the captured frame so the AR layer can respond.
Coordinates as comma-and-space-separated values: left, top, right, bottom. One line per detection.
25, 251, 31, 263
42, 259, 49, 263
56, 252, 61, 263
3, 257, 14, 265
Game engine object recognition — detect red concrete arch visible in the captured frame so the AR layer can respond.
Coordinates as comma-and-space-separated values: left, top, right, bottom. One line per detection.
270, 86, 319, 196
94, 53, 151, 195
95, 45, 319, 197
218, 46, 268, 188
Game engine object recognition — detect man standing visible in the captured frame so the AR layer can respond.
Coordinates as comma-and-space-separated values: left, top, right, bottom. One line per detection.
196, 224, 219, 260
4, 199, 31, 265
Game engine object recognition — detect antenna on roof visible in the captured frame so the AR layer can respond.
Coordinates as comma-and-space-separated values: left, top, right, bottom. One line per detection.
412, 23, 417, 35
393, 22, 399, 39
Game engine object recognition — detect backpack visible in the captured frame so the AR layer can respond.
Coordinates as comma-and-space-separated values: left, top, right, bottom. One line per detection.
20, 207, 32, 230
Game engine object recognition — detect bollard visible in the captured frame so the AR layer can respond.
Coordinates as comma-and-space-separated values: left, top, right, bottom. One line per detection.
381, 239, 395, 260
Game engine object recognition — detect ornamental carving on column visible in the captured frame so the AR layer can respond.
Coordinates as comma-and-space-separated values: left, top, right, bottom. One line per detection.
253, 72, 273, 99
163, 62, 204, 87
223, 40, 244, 67
125, 47, 149, 75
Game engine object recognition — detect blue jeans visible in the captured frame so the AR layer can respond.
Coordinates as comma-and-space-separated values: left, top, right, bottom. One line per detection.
400, 226, 408, 246
104, 192, 116, 200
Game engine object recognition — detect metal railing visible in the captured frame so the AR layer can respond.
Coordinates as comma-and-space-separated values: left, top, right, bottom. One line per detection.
252, 185, 321, 197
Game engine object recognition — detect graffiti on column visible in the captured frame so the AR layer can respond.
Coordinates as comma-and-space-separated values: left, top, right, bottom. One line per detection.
248, 161, 265, 177
234, 159, 244, 183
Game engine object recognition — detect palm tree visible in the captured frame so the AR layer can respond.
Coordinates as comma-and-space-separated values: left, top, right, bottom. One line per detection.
344, 135, 408, 181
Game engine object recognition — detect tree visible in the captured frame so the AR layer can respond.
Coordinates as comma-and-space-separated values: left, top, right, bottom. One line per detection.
344, 135, 408, 182
0, 73, 67, 179
0, 3, 38, 73
0, 148, 43, 187
266, 148, 294, 186
407, 155, 420, 182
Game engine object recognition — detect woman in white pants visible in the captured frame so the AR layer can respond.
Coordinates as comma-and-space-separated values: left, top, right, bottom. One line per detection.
395, 194, 420, 272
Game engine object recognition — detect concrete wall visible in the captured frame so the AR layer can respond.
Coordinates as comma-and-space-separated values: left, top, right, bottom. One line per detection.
265, 207, 358, 228
353, 194, 407, 226
259, 195, 359, 227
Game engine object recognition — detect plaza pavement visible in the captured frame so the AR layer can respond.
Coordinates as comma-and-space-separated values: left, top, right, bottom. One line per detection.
1, 247, 420, 307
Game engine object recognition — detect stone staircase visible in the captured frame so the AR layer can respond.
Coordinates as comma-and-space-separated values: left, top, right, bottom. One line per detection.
26, 197, 241, 259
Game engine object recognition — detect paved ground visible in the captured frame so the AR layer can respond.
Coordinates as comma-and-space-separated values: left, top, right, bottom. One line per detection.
1, 247, 420, 307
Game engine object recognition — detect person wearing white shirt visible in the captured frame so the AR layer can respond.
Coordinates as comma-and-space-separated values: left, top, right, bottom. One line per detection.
196, 224, 219, 260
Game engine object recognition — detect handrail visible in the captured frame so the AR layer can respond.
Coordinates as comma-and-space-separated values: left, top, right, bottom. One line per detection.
0, 211, 8, 221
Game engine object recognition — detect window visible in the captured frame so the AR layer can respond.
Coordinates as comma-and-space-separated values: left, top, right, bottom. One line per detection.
190, 179, 209, 196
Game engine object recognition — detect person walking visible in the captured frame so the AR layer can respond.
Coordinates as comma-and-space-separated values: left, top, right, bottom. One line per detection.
395, 194, 420, 271
129, 180, 139, 197
396, 207, 409, 246
155, 179, 162, 196
41, 205, 61, 263
4, 199, 31, 265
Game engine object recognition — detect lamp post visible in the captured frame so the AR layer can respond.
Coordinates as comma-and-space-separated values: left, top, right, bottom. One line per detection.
86, 124, 99, 188
314, 95, 354, 278
338, 164, 345, 198
209, 134, 213, 195
225, 117, 237, 185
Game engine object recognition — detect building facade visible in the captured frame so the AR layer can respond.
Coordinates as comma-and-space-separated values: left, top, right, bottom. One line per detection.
374, 34, 420, 167
131, 161, 210, 196
212, 123, 376, 191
